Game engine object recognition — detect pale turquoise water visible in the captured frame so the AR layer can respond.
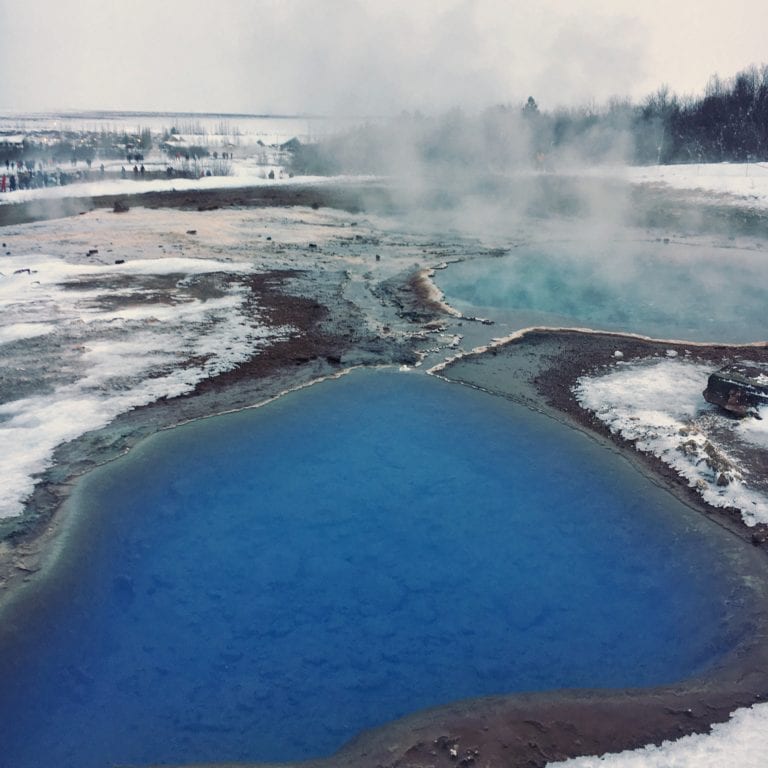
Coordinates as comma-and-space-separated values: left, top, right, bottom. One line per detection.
0, 370, 747, 767
435, 240, 768, 342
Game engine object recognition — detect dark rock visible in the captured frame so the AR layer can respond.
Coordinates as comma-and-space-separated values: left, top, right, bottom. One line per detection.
751, 524, 768, 545
186, 229, 197, 235
703, 363, 768, 416
114, 259, 125, 265
752, 523, 768, 546
113, 200, 129, 213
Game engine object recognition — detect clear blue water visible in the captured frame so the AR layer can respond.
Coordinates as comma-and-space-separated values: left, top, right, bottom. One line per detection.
435, 241, 768, 342
0, 371, 744, 767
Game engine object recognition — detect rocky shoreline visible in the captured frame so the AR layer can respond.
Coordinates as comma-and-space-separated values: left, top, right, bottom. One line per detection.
2, 181, 768, 767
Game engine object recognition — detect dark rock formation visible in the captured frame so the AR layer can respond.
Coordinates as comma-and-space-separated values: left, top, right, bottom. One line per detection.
703, 363, 768, 416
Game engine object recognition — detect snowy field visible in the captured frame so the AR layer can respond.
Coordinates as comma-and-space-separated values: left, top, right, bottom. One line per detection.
622, 161, 768, 208
0, 168, 358, 206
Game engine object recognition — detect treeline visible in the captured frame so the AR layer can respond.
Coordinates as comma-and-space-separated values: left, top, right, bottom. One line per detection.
634, 65, 768, 162
291, 64, 768, 174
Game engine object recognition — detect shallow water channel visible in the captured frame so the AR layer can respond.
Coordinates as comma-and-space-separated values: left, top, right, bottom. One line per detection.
0, 369, 752, 767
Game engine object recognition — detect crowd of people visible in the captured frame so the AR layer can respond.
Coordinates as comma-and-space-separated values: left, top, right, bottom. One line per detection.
0, 157, 102, 192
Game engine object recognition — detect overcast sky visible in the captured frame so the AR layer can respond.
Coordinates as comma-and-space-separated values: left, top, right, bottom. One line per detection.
0, 0, 765, 115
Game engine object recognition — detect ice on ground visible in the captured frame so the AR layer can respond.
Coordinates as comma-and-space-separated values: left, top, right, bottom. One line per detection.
547, 703, 768, 767
0, 250, 294, 520
574, 358, 768, 525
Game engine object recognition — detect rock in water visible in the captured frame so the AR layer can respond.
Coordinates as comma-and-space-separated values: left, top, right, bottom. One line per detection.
703, 363, 768, 416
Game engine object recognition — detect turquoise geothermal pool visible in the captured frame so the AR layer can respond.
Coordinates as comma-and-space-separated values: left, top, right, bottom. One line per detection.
434, 240, 768, 342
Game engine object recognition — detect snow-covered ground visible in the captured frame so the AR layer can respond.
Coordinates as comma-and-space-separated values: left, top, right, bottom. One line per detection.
0, 203, 448, 522
4, 159, 768, 209
619, 161, 768, 208
0, 168, 354, 207
547, 702, 768, 767
574, 356, 768, 526
0, 237, 294, 519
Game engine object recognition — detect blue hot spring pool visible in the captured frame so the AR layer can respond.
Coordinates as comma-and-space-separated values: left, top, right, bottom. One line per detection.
434, 240, 768, 342
0, 370, 747, 767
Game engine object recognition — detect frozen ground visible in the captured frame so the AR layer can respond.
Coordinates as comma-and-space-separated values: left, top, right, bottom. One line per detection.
574, 356, 768, 526
0, 242, 290, 519
547, 702, 768, 767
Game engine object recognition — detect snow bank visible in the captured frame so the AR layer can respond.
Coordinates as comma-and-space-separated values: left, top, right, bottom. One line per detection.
573, 357, 768, 525
547, 703, 768, 767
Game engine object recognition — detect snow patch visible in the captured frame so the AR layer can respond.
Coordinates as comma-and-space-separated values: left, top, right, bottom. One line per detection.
620, 162, 768, 209
547, 703, 768, 768
574, 358, 768, 525
0, 251, 293, 519
0, 322, 56, 344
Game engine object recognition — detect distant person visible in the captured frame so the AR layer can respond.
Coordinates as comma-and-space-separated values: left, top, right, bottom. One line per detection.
9, 174, 17, 191
121, 165, 126, 178
100, 163, 105, 175
0, 174, 6, 192
140, 164, 145, 177
133, 165, 139, 177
